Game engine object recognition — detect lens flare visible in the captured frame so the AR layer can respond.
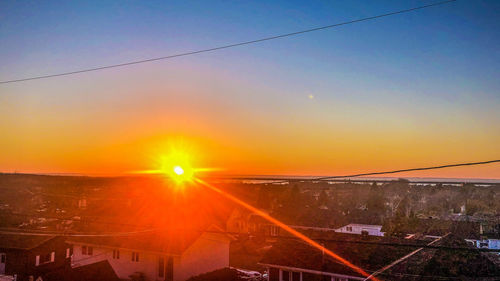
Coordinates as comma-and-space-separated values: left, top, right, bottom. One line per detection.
158, 151, 195, 184
132, 148, 195, 184
195, 179, 377, 281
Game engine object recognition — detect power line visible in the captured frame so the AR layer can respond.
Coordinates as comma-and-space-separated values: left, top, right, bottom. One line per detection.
2, 228, 485, 280
316, 159, 500, 181
244, 159, 500, 184
0, 222, 498, 252
0, 228, 156, 237
364, 234, 449, 280
0, 0, 456, 85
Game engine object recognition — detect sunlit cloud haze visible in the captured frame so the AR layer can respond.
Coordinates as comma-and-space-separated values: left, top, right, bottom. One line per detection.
1, 0, 499, 178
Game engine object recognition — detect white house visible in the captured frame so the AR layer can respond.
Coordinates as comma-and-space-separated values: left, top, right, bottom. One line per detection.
67, 226, 231, 281
466, 238, 500, 251
335, 223, 384, 237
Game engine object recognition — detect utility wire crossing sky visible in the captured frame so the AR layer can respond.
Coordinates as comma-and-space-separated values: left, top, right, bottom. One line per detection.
0, 0, 456, 84
1, 0, 499, 178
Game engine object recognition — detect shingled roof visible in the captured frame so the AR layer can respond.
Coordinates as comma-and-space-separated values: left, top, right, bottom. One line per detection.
44, 260, 120, 281
381, 219, 482, 239
260, 234, 500, 280
67, 225, 230, 255
0, 233, 57, 250
384, 234, 500, 280
260, 234, 422, 278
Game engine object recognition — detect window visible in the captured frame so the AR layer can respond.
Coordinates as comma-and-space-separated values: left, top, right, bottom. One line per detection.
82, 246, 93, 255
280, 270, 302, 281
269, 268, 279, 281
1, 253, 6, 263
158, 257, 165, 278
37, 252, 55, 265
166, 257, 173, 281
40, 253, 51, 264
270, 225, 280, 236
132, 252, 139, 262
157, 256, 173, 280
113, 250, 120, 259
282, 270, 290, 281
346, 226, 353, 232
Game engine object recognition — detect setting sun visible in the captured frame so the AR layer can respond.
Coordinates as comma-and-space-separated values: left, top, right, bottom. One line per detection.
159, 151, 195, 184
132, 145, 198, 184
174, 165, 184, 175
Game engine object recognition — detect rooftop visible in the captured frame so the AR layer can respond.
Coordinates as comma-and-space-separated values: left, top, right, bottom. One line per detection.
44, 260, 120, 281
260, 233, 500, 280
67, 226, 229, 255
0, 233, 57, 250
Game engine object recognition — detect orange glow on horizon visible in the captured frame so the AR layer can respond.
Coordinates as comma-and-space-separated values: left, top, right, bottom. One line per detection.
195, 178, 378, 281
133, 146, 197, 184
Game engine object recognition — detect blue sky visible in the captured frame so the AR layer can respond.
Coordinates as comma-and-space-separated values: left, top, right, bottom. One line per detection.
0, 0, 499, 177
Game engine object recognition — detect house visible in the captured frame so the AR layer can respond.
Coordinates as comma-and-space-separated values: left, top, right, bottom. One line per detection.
226, 208, 252, 234
0, 234, 71, 281
227, 208, 279, 239
335, 223, 384, 237
67, 226, 232, 281
260, 233, 419, 281
260, 233, 500, 281
467, 237, 500, 250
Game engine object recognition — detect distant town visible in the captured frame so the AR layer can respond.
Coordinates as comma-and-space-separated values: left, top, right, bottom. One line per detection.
0, 173, 499, 281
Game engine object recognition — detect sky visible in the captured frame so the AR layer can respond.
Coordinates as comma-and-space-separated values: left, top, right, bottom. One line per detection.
0, 0, 499, 178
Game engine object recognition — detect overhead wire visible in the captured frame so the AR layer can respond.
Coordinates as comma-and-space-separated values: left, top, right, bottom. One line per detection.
316, 159, 500, 181
0, 0, 456, 84
250, 159, 500, 184
1, 217, 498, 252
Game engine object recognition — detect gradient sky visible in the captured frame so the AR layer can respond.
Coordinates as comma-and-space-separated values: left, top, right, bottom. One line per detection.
1, 0, 499, 178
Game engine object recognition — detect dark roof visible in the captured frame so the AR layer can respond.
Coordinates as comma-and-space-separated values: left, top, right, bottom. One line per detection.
382, 219, 482, 239
384, 234, 500, 280
0, 233, 57, 250
67, 227, 229, 255
44, 260, 120, 281
186, 268, 246, 281
260, 234, 421, 278
261, 234, 500, 280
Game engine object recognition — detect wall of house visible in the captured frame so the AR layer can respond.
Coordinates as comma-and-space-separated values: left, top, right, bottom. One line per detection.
265, 265, 364, 281
71, 232, 229, 281
2, 249, 27, 279
0, 253, 5, 275
72, 244, 174, 281
488, 239, 500, 249
175, 233, 230, 281
336, 224, 384, 237
2, 237, 70, 281
470, 239, 500, 250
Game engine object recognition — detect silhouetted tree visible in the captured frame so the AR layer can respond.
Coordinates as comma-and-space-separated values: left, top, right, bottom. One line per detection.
256, 187, 271, 210
318, 189, 329, 207
366, 183, 386, 215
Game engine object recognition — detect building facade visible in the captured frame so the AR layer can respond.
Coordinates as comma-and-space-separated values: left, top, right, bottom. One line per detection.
335, 224, 384, 237
68, 230, 230, 281
0, 235, 71, 281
